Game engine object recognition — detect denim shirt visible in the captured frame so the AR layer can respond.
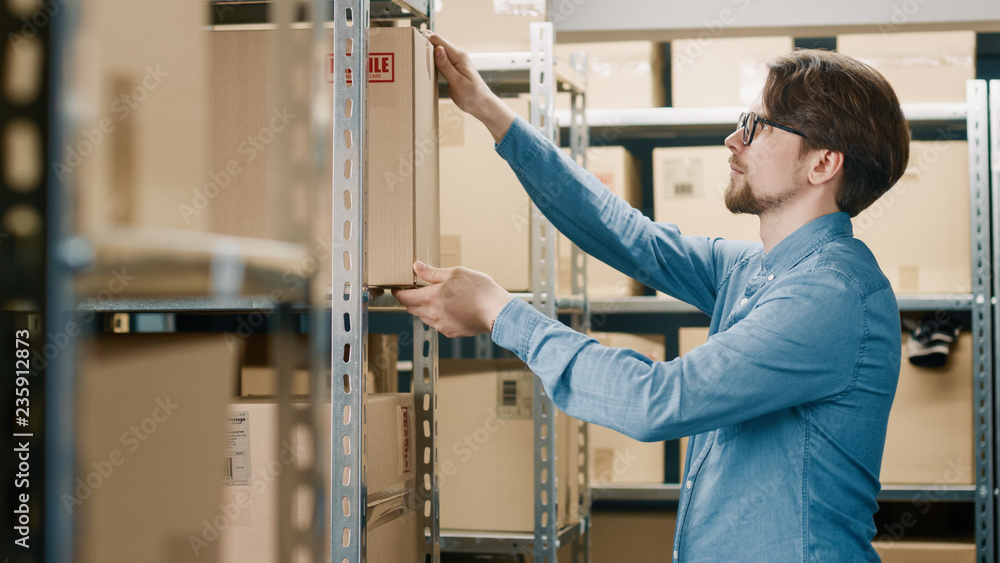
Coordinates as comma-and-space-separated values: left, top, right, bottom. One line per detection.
490, 117, 901, 562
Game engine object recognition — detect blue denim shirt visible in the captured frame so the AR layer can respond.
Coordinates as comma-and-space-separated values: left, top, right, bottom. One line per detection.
490, 117, 901, 562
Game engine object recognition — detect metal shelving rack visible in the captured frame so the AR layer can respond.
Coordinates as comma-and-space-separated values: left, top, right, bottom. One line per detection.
434, 23, 592, 562
555, 82, 995, 561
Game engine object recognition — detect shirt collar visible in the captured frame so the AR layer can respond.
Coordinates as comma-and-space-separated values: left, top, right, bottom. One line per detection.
761, 212, 854, 277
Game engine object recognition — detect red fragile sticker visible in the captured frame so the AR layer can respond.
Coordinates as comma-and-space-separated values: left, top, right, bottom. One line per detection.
327, 53, 395, 84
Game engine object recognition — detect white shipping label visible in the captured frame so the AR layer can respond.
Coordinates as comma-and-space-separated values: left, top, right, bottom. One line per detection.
493, 0, 545, 16
657, 158, 704, 199
497, 371, 533, 420
397, 406, 412, 476
224, 411, 252, 486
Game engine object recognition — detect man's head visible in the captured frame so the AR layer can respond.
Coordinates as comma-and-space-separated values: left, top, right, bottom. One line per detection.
725, 49, 910, 218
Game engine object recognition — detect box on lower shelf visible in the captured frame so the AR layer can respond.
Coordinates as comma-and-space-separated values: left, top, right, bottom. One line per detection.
76, 333, 241, 563
438, 359, 581, 533
215, 394, 417, 563
873, 541, 976, 563
677, 326, 974, 486
588, 333, 666, 484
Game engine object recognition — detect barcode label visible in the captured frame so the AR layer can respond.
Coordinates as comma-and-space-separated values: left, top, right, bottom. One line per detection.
502, 380, 518, 407
224, 411, 252, 486
674, 182, 694, 195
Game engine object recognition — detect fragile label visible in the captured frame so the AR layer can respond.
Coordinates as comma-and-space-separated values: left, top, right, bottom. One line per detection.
327, 53, 395, 84
224, 411, 252, 486
397, 406, 412, 475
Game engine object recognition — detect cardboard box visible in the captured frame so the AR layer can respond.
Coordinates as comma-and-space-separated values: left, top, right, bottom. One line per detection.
76, 334, 241, 563
652, 144, 759, 242
438, 360, 579, 532
838, 31, 976, 104
239, 332, 398, 395
653, 141, 971, 295
671, 36, 793, 108
592, 510, 677, 563
439, 97, 533, 291
216, 394, 416, 563
208, 27, 439, 288
434, 0, 545, 53
587, 333, 666, 483
873, 541, 976, 563
853, 141, 970, 295
882, 332, 973, 485
74, 0, 208, 235
679, 326, 974, 486
677, 327, 710, 479
558, 146, 645, 297
554, 41, 665, 109
367, 27, 441, 287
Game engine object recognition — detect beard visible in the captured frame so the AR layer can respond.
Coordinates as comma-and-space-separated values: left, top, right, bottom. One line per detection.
724, 156, 798, 215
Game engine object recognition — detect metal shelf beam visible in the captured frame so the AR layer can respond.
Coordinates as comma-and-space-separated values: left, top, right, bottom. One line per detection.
554, 103, 968, 140
440, 522, 584, 554
588, 483, 978, 503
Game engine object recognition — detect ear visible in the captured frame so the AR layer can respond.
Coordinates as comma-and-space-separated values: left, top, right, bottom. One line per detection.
807, 149, 844, 186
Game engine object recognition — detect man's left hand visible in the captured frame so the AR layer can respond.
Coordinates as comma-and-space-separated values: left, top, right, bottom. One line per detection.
393, 261, 513, 338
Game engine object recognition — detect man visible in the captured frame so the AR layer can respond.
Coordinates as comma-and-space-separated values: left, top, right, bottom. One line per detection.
395, 34, 910, 561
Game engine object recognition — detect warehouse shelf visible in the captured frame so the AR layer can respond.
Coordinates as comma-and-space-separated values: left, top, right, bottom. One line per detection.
71, 228, 309, 301
438, 52, 586, 97
440, 521, 585, 554
554, 103, 968, 140
369, 292, 587, 314
589, 483, 977, 503
589, 294, 974, 316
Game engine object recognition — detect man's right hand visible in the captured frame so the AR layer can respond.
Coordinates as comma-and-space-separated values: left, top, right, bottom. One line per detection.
426, 32, 517, 144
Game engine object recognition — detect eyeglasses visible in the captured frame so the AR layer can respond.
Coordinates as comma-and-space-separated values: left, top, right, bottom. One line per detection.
737, 112, 809, 146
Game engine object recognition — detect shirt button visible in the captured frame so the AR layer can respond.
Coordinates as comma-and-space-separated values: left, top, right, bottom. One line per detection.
740, 297, 748, 305
674, 550, 679, 559
767, 274, 774, 281
686, 480, 693, 489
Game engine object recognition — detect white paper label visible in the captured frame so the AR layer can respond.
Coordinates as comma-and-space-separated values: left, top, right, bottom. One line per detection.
224, 411, 252, 486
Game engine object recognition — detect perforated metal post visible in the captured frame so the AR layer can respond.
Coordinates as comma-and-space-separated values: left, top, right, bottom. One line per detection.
332, 0, 369, 561
272, 0, 326, 560
567, 51, 591, 563
967, 79, 993, 563
412, 318, 440, 562
529, 21, 559, 563
3, 0, 75, 560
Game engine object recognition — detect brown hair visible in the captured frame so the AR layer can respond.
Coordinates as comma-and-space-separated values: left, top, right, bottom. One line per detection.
762, 49, 910, 217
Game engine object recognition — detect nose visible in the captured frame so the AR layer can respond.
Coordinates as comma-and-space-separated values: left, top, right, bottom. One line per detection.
725, 128, 744, 155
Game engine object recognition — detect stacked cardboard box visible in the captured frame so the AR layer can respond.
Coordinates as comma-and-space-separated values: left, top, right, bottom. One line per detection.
208, 26, 439, 288
592, 510, 677, 562
652, 140, 971, 295
215, 394, 417, 563
557, 146, 645, 297
74, 0, 208, 235
76, 334, 241, 563
671, 36, 794, 108
678, 326, 974, 486
588, 333, 666, 484
434, 0, 545, 53
873, 541, 976, 563
554, 41, 665, 110
439, 97, 533, 291
838, 31, 976, 104
437, 360, 581, 532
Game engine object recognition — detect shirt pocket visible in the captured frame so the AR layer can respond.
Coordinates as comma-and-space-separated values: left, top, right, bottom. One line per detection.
716, 420, 748, 445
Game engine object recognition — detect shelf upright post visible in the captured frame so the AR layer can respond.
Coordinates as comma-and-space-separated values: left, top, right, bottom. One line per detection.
529, 21, 559, 563
988, 78, 1000, 563
967, 79, 994, 563
567, 50, 592, 563
270, 0, 329, 560
331, 0, 370, 561
1, 0, 76, 559
412, 318, 440, 561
